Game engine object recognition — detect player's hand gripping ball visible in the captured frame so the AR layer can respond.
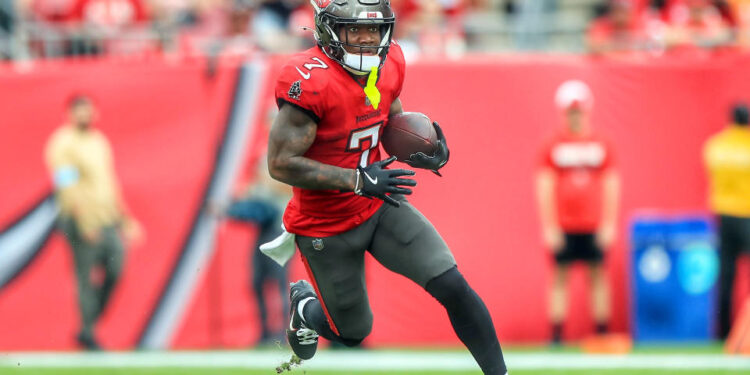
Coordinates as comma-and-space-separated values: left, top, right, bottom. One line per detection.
382, 112, 449, 176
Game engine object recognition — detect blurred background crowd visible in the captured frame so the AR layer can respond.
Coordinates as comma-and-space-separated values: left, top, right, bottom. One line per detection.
1, 0, 750, 61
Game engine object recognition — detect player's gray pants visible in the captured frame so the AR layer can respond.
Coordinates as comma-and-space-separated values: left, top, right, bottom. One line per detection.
295, 196, 456, 340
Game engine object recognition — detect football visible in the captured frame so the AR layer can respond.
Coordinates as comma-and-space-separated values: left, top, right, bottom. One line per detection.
381, 112, 438, 162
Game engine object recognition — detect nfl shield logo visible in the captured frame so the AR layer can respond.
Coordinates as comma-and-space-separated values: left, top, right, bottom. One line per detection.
312, 238, 324, 251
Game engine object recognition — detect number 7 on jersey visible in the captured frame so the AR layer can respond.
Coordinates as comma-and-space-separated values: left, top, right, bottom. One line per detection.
347, 123, 382, 168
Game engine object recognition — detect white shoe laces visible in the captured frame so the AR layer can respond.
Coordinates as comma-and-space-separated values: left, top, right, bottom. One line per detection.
296, 327, 318, 345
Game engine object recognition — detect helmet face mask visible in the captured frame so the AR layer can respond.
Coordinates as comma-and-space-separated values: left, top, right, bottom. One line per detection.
312, 0, 395, 73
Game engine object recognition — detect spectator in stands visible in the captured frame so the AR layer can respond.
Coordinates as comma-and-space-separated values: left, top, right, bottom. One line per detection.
536, 80, 620, 344
67, 0, 148, 31
713, 0, 739, 27
395, 0, 466, 58
44, 94, 143, 350
146, 0, 201, 53
728, 0, 750, 46
703, 103, 750, 340
68, 0, 150, 55
0, 0, 17, 58
251, 0, 310, 52
210, 150, 292, 346
663, 0, 733, 50
510, 0, 556, 50
587, 0, 660, 56
27, 0, 151, 57
213, 0, 255, 56
21, 0, 71, 57
0, 0, 32, 60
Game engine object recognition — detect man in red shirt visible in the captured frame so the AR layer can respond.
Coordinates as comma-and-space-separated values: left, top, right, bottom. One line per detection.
535, 80, 620, 344
266, 0, 507, 373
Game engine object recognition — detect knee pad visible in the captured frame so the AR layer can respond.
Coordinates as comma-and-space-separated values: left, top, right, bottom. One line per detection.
425, 266, 471, 309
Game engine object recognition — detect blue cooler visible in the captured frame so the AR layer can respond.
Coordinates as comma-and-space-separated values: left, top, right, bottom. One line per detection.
630, 214, 719, 342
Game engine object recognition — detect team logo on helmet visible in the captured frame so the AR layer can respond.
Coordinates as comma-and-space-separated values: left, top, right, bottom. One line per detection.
288, 80, 302, 100
312, 0, 331, 10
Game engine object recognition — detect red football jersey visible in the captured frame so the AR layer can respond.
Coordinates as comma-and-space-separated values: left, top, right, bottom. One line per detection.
274, 43, 406, 237
539, 131, 615, 232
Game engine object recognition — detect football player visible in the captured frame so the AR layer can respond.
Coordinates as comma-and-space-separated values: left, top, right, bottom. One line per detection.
266, 0, 508, 373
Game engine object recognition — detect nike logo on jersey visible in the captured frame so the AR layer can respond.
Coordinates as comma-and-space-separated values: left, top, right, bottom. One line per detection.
363, 171, 378, 184
296, 67, 311, 80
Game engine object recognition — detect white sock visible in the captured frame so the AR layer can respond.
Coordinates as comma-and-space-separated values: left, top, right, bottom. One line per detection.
297, 296, 316, 325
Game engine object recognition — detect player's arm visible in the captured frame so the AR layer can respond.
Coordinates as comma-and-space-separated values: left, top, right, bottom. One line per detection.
596, 168, 620, 249
535, 167, 564, 252
268, 103, 358, 191
389, 98, 450, 175
389, 97, 403, 116
269, 103, 416, 206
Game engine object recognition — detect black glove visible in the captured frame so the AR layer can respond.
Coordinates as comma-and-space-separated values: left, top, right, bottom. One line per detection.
355, 156, 416, 207
405, 121, 449, 176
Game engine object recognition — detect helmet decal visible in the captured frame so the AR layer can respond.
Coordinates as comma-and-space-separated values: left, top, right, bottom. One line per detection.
312, 0, 332, 11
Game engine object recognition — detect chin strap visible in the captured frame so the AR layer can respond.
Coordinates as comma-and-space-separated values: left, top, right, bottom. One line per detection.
363, 66, 380, 110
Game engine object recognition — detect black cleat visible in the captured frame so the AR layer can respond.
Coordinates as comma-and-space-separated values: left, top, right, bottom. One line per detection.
286, 280, 319, 360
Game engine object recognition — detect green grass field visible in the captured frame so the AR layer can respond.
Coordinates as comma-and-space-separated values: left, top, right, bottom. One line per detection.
1, 369, 748, 375
1, 345, 748, 375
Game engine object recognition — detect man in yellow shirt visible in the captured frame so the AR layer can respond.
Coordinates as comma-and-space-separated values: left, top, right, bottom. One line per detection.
44, 95, 142, 350
704, 103, 750, 340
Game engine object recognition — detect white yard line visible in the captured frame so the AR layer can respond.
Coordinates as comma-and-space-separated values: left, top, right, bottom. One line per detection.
0, 351, 748, 371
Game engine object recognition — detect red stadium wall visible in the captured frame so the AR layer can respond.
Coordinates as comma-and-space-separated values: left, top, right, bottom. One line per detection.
0, 57, 243, 350
1, 53, 749, 350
